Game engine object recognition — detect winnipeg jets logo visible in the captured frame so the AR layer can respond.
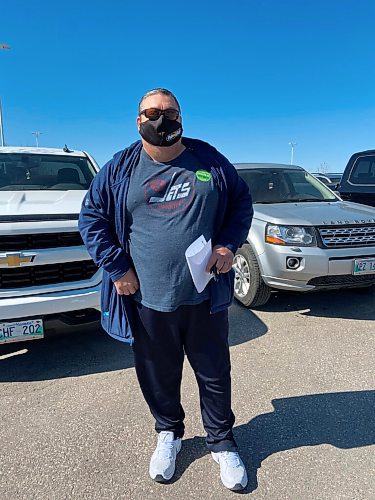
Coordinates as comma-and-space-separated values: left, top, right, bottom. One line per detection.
150, 174, 191, 203
145, 172, 195, 214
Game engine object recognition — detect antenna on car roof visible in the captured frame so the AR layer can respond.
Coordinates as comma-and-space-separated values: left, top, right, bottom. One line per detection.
63, 144, 73, 153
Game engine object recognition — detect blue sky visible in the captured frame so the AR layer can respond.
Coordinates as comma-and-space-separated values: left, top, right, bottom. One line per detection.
1, 0, 374, 172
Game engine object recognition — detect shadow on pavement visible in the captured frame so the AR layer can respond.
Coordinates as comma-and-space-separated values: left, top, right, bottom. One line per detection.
229, 301, 267, 346
178, 390, 375, 494
256, 286, 375, 321
0, 327, 134, 382
0, 301, 266, 382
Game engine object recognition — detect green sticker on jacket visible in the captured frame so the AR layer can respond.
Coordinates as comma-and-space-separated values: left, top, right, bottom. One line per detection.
196, 170, 212, 182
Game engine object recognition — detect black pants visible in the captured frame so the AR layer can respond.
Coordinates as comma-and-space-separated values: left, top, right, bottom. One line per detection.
131, 300, 237, 452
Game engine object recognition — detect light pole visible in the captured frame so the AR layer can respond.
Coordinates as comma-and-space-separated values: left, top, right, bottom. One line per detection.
289, 141, 297, 165
0, 97, 4, 147
32, 131, 42, 147
0, 44, 11, 147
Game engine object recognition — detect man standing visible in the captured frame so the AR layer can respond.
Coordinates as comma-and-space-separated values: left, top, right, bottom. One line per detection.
79, 88, 253, 491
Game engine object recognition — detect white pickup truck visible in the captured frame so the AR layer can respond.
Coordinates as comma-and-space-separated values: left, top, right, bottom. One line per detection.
0, 146, 102, 344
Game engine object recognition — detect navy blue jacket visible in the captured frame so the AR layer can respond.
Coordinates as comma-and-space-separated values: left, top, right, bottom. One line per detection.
78, 138, 253, 343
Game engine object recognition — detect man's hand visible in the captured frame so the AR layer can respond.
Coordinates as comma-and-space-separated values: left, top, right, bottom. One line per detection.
114, 268, 139, 295
206, 245, 234, 274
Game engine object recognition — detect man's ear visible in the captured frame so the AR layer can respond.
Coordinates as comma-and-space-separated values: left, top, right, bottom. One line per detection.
136, 115, 141, 130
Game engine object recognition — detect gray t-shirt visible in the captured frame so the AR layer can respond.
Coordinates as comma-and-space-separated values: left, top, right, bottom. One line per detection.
126, 147, 219, 312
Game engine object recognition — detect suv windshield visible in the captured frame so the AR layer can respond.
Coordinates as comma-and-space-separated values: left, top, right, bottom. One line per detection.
349, 155, 375, 185
238, 168, 338, 203
0, 153, 96, 190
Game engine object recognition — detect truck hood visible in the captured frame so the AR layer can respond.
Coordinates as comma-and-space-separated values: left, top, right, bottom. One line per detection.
254, 200, 375, 225
0, 190, 86, 216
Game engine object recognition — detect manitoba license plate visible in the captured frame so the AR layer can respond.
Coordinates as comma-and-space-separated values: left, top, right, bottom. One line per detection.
353, 258, 375, 275
0, 319, 44, 344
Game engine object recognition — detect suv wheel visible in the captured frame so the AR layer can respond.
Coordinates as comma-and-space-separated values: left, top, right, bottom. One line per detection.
233, 245, 271, 307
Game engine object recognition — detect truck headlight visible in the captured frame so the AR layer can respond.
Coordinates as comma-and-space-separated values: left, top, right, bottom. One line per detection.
265, 224, 317, 246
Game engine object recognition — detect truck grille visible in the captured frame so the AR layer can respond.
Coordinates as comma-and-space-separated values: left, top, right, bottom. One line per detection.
318, 225, 375, 248
0, 260, 98, 289
308, 274, 375, 287
0, 232, 83, 251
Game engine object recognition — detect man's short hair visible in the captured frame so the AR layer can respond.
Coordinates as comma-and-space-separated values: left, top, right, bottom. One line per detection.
138, 88, 181, 114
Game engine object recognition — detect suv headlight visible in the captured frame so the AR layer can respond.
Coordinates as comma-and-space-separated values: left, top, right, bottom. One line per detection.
265, 224, 317, 246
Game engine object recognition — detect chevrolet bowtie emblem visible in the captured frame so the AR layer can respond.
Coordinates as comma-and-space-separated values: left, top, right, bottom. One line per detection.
0, 253, 36, 267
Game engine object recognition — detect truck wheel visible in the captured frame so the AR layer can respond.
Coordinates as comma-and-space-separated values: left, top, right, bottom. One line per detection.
233, 245, 271, 308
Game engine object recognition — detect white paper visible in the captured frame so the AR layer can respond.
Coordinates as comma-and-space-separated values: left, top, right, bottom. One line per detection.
185, 235, 213, 293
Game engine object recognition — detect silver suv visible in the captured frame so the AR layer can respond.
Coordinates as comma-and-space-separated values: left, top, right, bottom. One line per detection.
233, 163, 375, 307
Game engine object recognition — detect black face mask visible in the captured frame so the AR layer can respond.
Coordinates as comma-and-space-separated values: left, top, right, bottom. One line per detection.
139, 115, 183, 147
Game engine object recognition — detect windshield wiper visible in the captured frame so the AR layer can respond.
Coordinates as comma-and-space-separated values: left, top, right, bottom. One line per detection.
255, 198, 337, 204
287, 198, 334, 203
254, 201, 279, 204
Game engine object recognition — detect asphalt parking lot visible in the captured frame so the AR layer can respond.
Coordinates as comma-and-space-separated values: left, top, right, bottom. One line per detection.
1, 287, 374, 500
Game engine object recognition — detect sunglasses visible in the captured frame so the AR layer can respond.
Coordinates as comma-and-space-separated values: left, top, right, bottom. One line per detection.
140, 108, 180, 121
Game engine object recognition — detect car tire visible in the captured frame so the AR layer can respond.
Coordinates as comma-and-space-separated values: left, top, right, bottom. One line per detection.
233, 244, 271, 308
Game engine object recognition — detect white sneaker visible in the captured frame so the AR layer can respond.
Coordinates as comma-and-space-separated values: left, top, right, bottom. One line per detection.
149, 431, 182, 482
211, 450, 248, 491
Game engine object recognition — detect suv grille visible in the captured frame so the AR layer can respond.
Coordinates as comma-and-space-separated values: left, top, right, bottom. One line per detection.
0, 260, 98, 289
318, 225, 375, 248
308, 274, 375, 287
0, 232, 83, 251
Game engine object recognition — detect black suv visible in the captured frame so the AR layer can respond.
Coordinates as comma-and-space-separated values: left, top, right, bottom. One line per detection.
338, 150, 375, 207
